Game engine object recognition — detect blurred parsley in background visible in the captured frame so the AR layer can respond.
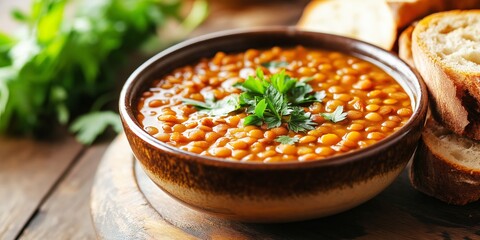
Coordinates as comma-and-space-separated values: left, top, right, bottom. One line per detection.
0, 0, 208, 144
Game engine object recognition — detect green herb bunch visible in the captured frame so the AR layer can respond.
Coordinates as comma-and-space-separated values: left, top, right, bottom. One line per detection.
0, 0, 208, 144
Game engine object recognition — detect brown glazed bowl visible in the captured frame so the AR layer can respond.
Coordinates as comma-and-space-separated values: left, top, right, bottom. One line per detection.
119, 27, 428, 222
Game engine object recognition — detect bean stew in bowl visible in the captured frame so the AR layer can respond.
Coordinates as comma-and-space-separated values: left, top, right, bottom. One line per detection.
120, 28, 428, 222
137, 47, 413, 162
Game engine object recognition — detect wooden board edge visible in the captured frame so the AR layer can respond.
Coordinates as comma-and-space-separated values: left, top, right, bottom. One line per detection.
89, 134, 197, 240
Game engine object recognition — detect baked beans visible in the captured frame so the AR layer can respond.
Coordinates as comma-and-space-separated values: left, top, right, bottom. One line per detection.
136, 46, 412, 163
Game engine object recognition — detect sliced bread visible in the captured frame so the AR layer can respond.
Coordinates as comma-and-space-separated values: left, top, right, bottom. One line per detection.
297, 0, 480, 50
412, 10, 480, 140
297, 0, 396, 49
410, 117, 480, 205
296, 0, 446, 50
398, 23, 415, 67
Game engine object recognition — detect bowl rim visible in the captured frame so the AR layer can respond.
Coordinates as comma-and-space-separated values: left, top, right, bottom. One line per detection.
119, 26, 428, 170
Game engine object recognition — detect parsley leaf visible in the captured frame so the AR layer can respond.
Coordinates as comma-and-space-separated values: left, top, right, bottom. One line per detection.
208, 95, 241, 116
261, 61, 289, 68
265, 85, 289, 118
270, 70, 296, 94
287, 107, 316, 132
265, 115, 282, 129
180, 98, 211, 109
321, 106, 348, 123
242, 69, 268, 94
244, 115, 263, 126
275, 135, 299, 145
181, 94, 240, 117
239, 92, 257, 108
69, 111, 122, 145
288, 81, 326, 105
314, 91, 327, 102
254, 99, 267, 118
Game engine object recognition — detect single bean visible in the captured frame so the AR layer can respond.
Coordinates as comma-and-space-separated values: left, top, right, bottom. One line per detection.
210, 147, 232, 158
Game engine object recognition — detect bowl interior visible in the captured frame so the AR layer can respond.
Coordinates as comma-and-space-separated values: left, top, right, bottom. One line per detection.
120, 27, 427, 168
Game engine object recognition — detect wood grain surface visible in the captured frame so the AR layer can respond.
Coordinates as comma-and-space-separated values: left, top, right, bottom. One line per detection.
19, 143, 109, 240
91, 135, 480, 240
91, 135, 196, 240
0, 136, 83, 240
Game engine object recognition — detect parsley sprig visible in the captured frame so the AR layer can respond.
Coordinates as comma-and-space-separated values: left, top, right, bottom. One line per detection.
275, 135, 299, 145
261, 61, 289, 68
237, 69, 324, 132
181, 95, 240, 117
321, 106, 348, 123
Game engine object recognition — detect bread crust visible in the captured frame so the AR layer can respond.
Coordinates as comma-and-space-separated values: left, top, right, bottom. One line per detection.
410, 119, 480, 205
387, 0, 445, 29
298, 0, 480, 51
412, 10, 480, 140
398, 24, 415, 67
444, 0, 480, 10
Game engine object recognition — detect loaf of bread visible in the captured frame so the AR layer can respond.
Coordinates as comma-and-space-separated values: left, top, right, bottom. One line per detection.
410, 117, 480, 205
411, 10, 480, 140
297, 0, 480, 50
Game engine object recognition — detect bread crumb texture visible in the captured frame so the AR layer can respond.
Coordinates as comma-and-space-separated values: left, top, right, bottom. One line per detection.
418, 11, 480, 73
424, 118, 480, 170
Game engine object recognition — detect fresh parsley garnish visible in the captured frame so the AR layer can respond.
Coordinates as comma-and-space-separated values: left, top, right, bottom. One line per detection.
287, 107, 316, 132
321, 106, 348, 123
275, 135, 299, 145
261, 61, 289, 68
289, 80, 327, 105
181, 95, 240, 117
237, 69, 324, 131
183, 68, 327, 133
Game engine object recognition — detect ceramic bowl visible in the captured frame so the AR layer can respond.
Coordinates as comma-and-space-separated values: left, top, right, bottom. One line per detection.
119, 27, 428, 222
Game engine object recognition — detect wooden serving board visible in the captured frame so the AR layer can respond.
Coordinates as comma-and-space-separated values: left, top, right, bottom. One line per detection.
90, 135, 480, 240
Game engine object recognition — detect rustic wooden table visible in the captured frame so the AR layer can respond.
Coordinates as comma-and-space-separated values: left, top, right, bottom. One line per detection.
1, 1, 479, 240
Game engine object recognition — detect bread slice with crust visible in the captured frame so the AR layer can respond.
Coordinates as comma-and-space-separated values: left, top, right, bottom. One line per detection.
410, 117, 480, 205
297, 0, 480, 50
398, 23, 415, 67
297, 0, 396, 49
386, 0, 446, 29
412, 10, 480, 140
297, 0, 445, 50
